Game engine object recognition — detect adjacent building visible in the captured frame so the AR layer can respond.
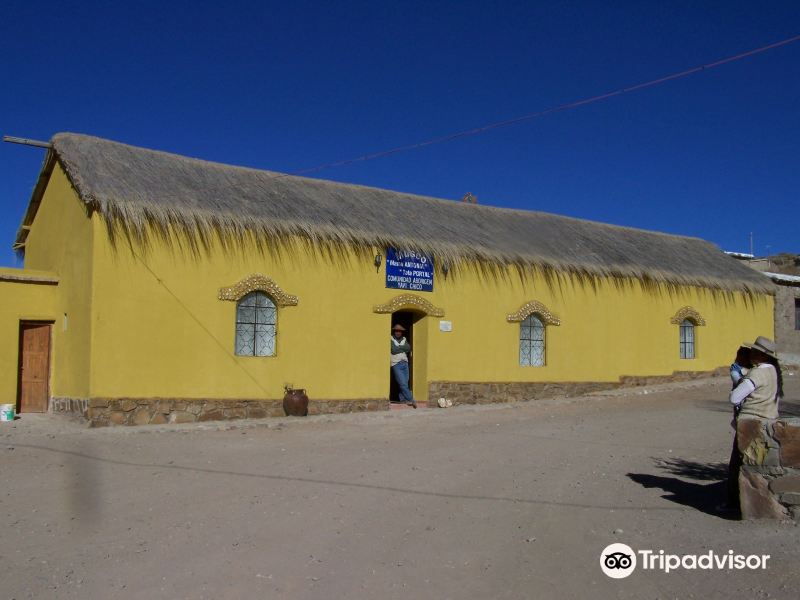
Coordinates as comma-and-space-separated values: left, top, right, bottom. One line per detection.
763, 272, 800, 365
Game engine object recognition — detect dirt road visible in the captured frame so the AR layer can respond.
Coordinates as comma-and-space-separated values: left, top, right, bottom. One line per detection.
2, 374, 799, 599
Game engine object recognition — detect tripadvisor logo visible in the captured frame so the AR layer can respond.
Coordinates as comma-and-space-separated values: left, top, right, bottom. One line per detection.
601, 543, 636, 579
600, 543, 770, 578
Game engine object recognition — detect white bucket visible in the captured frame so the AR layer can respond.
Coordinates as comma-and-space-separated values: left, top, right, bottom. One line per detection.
0, 404, 15, 422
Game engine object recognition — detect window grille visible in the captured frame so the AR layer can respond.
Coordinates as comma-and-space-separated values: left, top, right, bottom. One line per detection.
235, 292, 276, 356
679, 319, 695, 359
520, 314, 545, 366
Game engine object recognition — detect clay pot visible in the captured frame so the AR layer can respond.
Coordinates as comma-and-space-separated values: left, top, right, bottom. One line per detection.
283, 388, 309, 417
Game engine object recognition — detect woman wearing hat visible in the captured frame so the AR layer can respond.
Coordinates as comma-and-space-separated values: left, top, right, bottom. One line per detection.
390, 324, 417, 408
725, 336, 784, 510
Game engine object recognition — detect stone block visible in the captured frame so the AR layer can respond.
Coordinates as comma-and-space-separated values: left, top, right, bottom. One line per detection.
739, 468, 790, 520
120, 400, 137, 412
187, 402, 203, 416
765, 448, 781, 466
109, 411, 128, 426
737, 419, 769, 466
170, 411, 195, 424
779, 492, 800, 505
224, 407, 246, 420
89, 398, 109, 408
773, 422, 800, 467
746, 465, 786, 476
132, 407, 152, 426
247, 407, 267, 419
150, 413, 167, 425
198, 409, 224, 422
155, 401, 172, 414
768, 475, 800, 495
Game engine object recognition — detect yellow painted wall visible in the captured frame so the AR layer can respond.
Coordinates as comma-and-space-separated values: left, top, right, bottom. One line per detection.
5, 162, 774, 406
87, 221, 774, 403
426, 273, 773, 385
89, 232, 393, 401
0, 271, 58, 404
22, 164, 95, 399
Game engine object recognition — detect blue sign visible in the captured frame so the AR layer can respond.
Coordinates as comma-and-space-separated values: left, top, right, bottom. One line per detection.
385, 248, 434, 292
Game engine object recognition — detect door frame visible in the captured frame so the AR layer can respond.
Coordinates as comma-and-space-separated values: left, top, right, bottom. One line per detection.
16, 320, 54, 413
390, 310, 427, 403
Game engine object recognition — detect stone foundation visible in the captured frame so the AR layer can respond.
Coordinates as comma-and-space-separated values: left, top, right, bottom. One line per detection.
50, 397, 89, 419
49, 368, 727, 426
737, 417, 800, 520
428, 368, 727, 407
427, 381, 618, 406
619, 367, 728, 387
81, 397, 388, 427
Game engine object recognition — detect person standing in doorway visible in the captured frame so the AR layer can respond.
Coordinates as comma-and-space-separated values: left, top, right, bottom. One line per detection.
390, 324, 417, 408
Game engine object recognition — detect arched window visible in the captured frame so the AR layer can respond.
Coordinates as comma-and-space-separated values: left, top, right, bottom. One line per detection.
235, 292, 276, 356
679, 319, 695, 359
520, 314, 545, 366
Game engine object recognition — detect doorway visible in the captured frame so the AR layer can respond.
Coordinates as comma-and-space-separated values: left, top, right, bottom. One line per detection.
390, 311, 427, 403
17, 321, 52, 413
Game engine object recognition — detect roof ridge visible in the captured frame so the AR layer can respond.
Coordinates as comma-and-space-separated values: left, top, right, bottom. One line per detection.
51, 132, 704, 244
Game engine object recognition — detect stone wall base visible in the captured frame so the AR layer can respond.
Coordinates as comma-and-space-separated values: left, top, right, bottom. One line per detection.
619, 367, 728, 387
428, 368, 727, 407
48, 368, 727, 426
427, 381, 618, 406
737, 418, 800, 521
50, 397, 89, 420
57, 397, 389, 427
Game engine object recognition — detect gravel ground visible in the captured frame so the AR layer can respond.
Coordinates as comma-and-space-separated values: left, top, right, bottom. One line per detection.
1, 372, 799, 600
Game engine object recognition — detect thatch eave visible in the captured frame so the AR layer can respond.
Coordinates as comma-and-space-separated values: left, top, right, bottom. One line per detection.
13, 132, 776, 296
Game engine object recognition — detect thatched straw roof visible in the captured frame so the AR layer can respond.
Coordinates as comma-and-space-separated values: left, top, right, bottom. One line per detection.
15, 133, 772, 294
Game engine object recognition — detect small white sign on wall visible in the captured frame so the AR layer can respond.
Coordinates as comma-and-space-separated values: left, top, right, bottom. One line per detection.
439, 320, 452, 332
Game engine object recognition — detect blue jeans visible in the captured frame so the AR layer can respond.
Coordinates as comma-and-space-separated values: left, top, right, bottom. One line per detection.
391, 361, 414, 403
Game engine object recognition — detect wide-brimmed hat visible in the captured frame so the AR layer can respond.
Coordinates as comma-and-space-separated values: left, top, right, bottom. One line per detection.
743, 336, 777, 358
391, 324, 406, 332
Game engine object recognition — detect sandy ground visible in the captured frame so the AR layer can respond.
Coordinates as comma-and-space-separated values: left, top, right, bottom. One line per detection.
2, 373, 799, 600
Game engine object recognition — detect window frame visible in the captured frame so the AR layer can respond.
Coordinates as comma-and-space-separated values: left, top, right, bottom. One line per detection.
519, 313, 546, 367
795, 298, 800, 331
679, 318, 696, 359
234, 291, 278, 357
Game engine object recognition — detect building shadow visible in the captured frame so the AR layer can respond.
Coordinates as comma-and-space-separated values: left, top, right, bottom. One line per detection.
627, 457, 737, 520
695, 399, 800, 418
654, 457, 728, 480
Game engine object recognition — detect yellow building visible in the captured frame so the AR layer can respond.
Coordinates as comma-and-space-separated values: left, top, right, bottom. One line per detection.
2, 133, 774, 425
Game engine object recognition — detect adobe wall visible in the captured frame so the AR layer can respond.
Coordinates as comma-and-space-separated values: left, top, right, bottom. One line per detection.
0, 270, 58, 407
774, 285, 800, 365
737, 417, 800, 520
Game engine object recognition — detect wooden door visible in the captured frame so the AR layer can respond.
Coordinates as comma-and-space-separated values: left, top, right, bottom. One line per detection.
17, 322, 52, 413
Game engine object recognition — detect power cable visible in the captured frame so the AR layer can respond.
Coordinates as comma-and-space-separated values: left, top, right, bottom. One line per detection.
132, 252, 273, 397
283, 33, 800, 178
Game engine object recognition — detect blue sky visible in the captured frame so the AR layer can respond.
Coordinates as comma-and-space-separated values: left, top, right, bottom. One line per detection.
1, 1, 798, 267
